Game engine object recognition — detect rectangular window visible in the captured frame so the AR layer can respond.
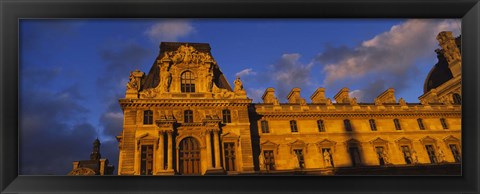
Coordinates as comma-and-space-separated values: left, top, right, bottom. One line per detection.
440, 118, 449, 129
140, 145, 154, 175
401, 145, 412, 164
223, 143, 236, 171
349, 147, 361, 166
317, 120, 325, 132
261, 120, 269, 133
369, 119, 377, 131
143, 110, 153, 125
425, 145, 437, 164
293, 149, 305, 169
449, 144, 461, 162
394, 119, 401, 130
184, 110, 193, 123
263, 150, 275, 171
417, 118, 425, 130
290, 120, 298, 132
344, 119, 352, 131
222, 110, 231, 123
375, 146, 386, 166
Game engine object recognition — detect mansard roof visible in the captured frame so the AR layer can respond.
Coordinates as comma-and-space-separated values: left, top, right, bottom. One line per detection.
141, 42, 232, 92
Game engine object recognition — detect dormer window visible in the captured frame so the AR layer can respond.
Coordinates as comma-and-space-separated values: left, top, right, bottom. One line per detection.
181, 71, 195, 93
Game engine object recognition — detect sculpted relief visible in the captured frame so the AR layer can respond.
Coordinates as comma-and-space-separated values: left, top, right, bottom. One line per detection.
160, 45, 213, 65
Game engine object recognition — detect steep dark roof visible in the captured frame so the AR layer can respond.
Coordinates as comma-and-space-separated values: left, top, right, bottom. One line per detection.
423, 35, 461, 93
141, 42, 232, 91
423, 50, 454, 93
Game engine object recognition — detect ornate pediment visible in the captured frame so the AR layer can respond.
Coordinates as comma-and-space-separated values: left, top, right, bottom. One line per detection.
370, 137, 388, 145
260, 140, 278, 148
160, 44, 214, 65
420, 136, 437, 144
345, 138, 361, 146
395, 137, 412, 145
68, 167, 96, 176
288, 139, 306, 148
317, 139, 336, 147
443, 135, 460, 143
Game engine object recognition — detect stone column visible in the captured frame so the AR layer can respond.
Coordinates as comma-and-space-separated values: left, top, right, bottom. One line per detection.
167, 131, 173, 171
158, 131, 165, 171
213, 130, 221, 168
205, 130, 213, 168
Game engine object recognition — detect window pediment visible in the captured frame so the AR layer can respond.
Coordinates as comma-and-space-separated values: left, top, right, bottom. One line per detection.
420, 136, 437, 144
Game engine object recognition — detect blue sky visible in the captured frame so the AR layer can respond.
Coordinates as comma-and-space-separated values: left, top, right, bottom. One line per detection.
19, 19, 461, 175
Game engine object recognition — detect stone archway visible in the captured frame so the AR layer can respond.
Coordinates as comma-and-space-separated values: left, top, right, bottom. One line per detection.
178, 137, 201, 175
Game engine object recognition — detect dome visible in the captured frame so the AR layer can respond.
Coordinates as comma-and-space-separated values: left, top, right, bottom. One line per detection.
423, 50, 453, 93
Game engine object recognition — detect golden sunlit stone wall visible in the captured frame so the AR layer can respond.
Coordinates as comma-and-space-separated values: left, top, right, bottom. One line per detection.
253, 87, 461, 171
116, 31, 461, 175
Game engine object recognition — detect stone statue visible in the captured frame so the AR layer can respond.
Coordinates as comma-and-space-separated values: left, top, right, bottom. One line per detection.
351, 97, 358, 105
326, 98, 332, 106
437, 147, 445, 162
233, 76, 244, 92
411, 150, 418, 164
259, 153, 265, 171
166, 72, 172, 92
292, 153, 300, 169
207, 71, 214, 92
126, 72, 138, 90
382, 150, 390, 164
323, 150, 332, 168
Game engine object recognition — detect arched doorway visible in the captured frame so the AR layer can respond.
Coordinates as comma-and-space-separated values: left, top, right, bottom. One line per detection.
179, 137, 201, 175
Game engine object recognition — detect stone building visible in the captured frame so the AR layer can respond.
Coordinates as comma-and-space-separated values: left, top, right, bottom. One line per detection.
116, 31, 461, 175
68, 138, 115, 175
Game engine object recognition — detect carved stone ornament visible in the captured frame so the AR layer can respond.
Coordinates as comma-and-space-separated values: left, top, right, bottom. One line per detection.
160, 44, 214, 65
68, 167, 96, 176
233, 76, 247, 97
139, 88, 158, 98
126, 72, 138, 90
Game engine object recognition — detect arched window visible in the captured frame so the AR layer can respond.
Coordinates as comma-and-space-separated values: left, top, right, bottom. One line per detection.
290, 120, 298, 132
261, 120, 269, 133
181, 71, 195, 93
222, 109, 231, 123
453, 93, 461, 104
417, 118, 425, 130
440, 118, 449, 129
143, 110, 153, 125
394, 119, 401, 130
369, 119, 377, 131
184, 110, 193, 123
344, 119, 352, 131
317, 120, 325, 132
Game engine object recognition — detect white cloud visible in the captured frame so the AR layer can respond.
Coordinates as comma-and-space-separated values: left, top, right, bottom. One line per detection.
270, 53, 315, 100
319, 19, 461, 86
349, 89, 365, 102
235, 68, 257, 78
247, 88, 265, 103
145, 20, 195, 42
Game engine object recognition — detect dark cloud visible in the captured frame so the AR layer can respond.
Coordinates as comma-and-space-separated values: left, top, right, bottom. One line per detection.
19, 87, 97, 175
316, 45, 356, 65
268, 53, 314, 101
100, 102, 124, 138
93, 40, 151, 175
20, 66, 62, 87
96, 41, 150, 92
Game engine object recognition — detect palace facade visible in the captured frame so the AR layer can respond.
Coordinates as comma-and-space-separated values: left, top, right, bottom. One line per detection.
115, 31, 461, 175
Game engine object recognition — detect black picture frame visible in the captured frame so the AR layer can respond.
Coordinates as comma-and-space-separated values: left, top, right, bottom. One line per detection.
1, 0, 479, 193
